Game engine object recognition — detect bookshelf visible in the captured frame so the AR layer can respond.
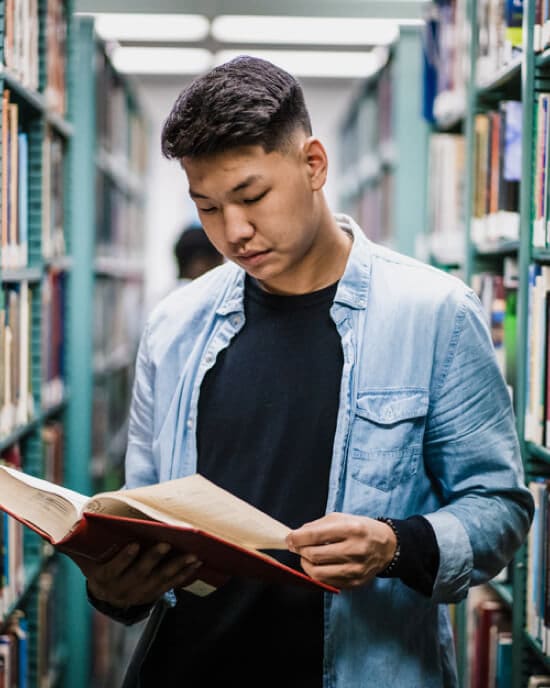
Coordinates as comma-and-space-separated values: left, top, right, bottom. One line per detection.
423, 0, 550, 686
68, 16, 147, 687
338, 26, 428, 257
0, 0, 76, 685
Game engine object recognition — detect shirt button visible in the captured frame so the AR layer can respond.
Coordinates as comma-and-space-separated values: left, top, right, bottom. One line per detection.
231, 315, 242, 327
187, 419, 193, 429
204, 352, 214, 365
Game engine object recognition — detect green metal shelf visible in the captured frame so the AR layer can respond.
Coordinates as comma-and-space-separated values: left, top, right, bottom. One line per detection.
532, 248, 550, 263
524, 631, 550, 672
1, 267, 43, 282
44, 255, 73, 272
41, 396, 69, 420
473, 240, 520, 257
0, 396, 69, 452
536, 49, 550, 68
1, 67, 43, 111
95, 148, 145, 202
0, 68, 74, 139
488, 580, 514, 607
4, 555, 49, 622
476, 55, 523, 98
526, 441, 550, 464
0, 417, 41, 452
94, 256, 145, 280
93, 348, 135, 378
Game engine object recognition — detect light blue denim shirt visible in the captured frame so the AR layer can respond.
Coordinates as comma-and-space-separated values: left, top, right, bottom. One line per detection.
126, 214, 533, 688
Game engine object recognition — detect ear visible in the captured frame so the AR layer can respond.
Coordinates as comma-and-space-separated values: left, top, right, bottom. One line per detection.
302, 137, 328, 191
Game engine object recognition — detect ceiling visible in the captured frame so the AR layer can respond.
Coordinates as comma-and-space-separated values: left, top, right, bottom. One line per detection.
75, 0, 426, 19
75, 0, 427, 78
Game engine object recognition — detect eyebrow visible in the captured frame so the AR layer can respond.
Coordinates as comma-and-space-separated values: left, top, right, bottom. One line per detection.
189, 174, 263, 200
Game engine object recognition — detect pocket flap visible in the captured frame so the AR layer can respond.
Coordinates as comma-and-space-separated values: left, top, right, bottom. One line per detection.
355, 389, 429, 424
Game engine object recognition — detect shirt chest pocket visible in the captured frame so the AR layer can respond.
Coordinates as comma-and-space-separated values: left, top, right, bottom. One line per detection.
350, 390, 429, 492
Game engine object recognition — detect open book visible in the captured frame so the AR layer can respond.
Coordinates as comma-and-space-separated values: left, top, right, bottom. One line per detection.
0, 466, 338, 595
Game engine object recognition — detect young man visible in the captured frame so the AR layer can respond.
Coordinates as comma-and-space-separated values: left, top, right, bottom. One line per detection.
84, 56, 533, 687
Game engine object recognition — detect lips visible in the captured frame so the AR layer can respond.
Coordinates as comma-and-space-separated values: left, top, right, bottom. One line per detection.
235, 249, 271, 266
237, 249, 269, 259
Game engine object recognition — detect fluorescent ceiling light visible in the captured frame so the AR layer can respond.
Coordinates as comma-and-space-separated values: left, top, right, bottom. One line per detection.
212, 16, 408, 46
215, 50, 384, 79
111, 47, 212, 75
93, 13, 209, 42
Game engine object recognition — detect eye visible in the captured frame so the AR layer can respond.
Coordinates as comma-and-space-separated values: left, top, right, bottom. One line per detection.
198, 207, 217, 214
243, 189, 269, 205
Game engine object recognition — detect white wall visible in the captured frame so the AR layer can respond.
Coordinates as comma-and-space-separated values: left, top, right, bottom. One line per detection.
135, 76, 358, 313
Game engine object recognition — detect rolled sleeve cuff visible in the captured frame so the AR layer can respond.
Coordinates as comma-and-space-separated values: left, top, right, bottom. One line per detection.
423, 510, 473, 603
86, 583, 153, 626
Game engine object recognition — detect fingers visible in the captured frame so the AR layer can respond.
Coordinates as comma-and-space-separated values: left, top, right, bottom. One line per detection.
87, 542, 203, 608
287, 513, 362, 550
286, 514, 391, 591
299, 558, 378, 589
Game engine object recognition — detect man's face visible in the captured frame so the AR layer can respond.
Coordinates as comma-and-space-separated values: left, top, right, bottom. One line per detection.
182, 140, 325, 293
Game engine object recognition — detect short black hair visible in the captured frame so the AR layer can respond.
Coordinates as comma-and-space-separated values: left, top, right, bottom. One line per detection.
174, 224, 222, 278
161, 55, 312, 159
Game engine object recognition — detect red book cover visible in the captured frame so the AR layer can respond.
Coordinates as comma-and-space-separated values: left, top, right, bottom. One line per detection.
0, 468, 339, 595
471, 599, 507, 688
59, 513, 337, 593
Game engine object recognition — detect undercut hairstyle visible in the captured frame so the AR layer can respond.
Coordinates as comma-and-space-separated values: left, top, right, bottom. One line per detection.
161, 55, 313, 160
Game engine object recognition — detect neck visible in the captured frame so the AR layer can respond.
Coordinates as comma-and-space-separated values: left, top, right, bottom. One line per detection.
258, 205, 352, 295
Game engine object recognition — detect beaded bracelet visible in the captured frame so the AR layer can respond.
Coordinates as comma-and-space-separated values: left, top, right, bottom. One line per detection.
376, 517, 401, 576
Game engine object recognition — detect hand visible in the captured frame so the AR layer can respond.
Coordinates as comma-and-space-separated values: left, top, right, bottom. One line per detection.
286, 512, 397, 590
79, 542, 203, 609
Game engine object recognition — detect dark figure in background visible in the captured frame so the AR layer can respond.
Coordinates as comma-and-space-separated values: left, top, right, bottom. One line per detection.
173, 223, 223, 283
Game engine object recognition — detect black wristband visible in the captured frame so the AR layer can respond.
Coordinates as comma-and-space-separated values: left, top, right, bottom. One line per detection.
376, 517, 401, 577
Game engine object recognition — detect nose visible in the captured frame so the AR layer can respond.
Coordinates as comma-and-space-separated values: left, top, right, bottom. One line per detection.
223, 205, 255, 245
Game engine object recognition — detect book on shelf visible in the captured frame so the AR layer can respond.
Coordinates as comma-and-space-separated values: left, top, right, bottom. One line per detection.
3, 0, 38, 90
528, 677, 550, 687
44, 0, 66, 116
477, 0, 523, 82
36, 563, 59, 686
533, 93, 550, 248
0, 445, 25, 617
526, 479, 550, 650
0, 282, 33, 436
471, 101, 522, 247
41, 270, 65, 408
0, 609, 29, 688
525, 265, 550, 445
0, 468, 339, 597
470, 596, 511, 688
42, 421, 64, 486
0, 92, 31, 270
426, 132, 466, 264
42, 127, 66, 262
493, 630, 512, 688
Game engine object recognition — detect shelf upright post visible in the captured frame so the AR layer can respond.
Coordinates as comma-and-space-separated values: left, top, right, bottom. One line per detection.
64, 15, 95, 688
463, 0, 479, 286
451, 5, 480, 684
514, 0, 537, 685
393, 24, 430, 257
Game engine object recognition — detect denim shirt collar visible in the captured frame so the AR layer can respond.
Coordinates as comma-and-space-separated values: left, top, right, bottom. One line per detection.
214, 213, 371, 316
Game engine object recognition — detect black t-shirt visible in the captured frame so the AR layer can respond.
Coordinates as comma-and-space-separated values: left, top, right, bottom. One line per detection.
140, 276, 342, 687
137, 275, 439, 687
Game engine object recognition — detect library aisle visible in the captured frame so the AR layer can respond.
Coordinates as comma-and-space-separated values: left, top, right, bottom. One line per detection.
0, 0, 545, 687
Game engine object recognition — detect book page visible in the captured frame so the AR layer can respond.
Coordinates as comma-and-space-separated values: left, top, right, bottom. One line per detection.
92, 474, 290, 550
0, 466, 86, 542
